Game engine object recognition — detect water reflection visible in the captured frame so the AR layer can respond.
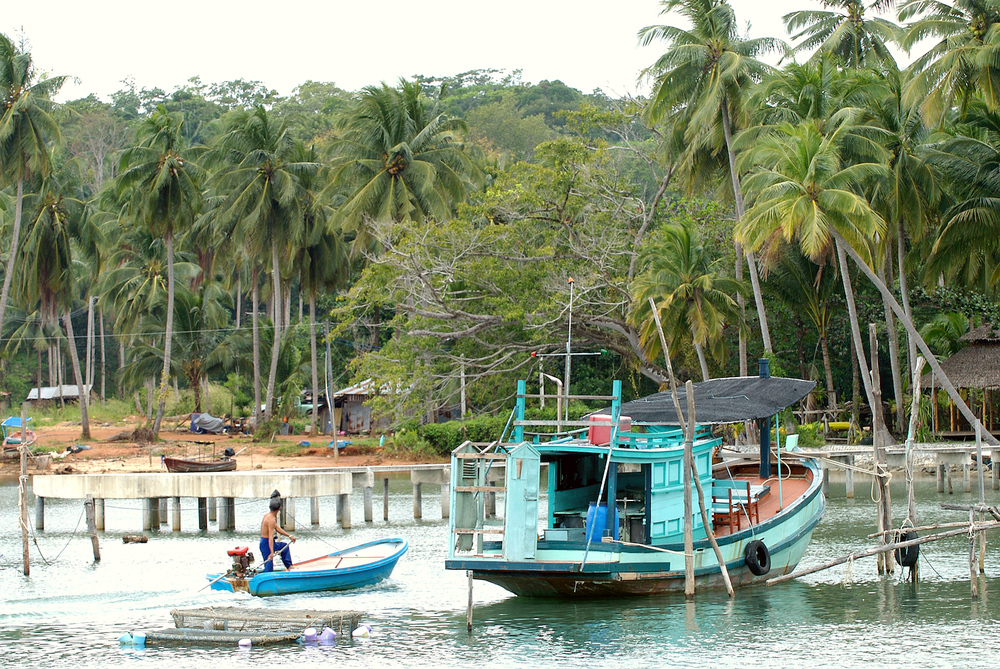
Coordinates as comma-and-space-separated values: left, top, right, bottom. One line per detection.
4, 477, 1000, 667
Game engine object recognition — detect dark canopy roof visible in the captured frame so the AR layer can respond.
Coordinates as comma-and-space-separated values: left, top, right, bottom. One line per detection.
606, 376, 816, 425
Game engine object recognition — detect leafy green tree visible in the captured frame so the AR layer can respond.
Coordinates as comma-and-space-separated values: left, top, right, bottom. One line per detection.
783, 0, 899, 68
899, 0, 1000, 124
737, 109, 995, 443
629, 220, 744, 380
0, 33, 66, 354
115, 106, 204, 436
17, 175, 98, 436
639, 0, 784, 371
325, 79, 481, 242
208, 106, 316, 420
466, 95, 556, 162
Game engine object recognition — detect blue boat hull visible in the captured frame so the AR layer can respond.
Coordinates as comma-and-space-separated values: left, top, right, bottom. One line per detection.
209, 538, 407, 597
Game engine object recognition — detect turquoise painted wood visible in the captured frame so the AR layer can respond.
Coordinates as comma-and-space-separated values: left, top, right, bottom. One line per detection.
503, 443, 540, 560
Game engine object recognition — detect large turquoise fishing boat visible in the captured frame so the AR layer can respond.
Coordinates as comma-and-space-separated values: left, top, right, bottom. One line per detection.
445, 374, 824, 596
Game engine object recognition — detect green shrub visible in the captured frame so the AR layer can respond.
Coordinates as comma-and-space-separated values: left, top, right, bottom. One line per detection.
793, 422, 825, 448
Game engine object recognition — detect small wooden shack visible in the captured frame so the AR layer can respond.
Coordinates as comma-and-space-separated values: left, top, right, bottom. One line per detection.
921, 325, 1000, 437
26, 384, 94, 407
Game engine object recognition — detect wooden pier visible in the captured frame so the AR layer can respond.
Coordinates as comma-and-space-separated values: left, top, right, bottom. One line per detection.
29, 464, 457, 532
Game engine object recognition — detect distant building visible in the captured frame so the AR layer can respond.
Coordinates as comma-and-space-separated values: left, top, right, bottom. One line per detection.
26, 385, 94, 406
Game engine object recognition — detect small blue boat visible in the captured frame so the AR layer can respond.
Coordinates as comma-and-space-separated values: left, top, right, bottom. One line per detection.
208, 537, 407, 597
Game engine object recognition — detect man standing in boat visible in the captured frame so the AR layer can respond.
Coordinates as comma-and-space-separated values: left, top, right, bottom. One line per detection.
260, 491, 296, 571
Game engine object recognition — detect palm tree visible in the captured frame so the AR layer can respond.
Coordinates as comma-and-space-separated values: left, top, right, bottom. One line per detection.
766, 247, 841, 408
783, 0, 899, 69
737, 109, 997, 444
115, 106, 204, 437
325, 79, 481, 241
629, 221, 744, 380
17, 175, 98, 437
639, 0, 784, 372
899, 0, 1000, 124
208, 106, 317, 421
0, 33, 66, 349
120, 281, 243, 414
293, 142, 350, 436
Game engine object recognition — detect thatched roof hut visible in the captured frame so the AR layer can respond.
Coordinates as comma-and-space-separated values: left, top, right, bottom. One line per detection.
921, 325, 1000, 390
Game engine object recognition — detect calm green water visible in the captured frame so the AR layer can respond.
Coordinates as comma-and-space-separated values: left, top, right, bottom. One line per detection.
2, 474, 1000, 668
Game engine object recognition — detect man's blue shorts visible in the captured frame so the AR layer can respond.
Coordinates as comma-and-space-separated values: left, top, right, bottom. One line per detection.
259, 537, 292, 572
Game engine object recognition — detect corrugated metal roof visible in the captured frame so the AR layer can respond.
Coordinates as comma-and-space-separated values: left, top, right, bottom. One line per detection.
26, 385, 93, 400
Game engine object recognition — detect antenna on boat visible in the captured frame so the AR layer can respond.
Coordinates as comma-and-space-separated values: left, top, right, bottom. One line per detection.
564, 277, 574, 424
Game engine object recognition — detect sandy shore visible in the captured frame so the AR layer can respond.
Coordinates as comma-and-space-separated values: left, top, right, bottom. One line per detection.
0, 418, 434, 475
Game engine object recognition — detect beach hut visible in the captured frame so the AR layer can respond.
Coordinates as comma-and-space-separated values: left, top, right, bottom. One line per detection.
920, 325, 1000, 437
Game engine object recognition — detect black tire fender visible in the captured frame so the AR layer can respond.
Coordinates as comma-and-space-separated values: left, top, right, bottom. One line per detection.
895, 530, 919, 568
745, 539, 771, 576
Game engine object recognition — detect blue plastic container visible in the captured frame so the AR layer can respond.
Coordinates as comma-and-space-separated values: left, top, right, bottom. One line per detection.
585, 502, 619, 542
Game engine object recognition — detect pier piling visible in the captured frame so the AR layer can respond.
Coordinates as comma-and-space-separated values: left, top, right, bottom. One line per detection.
172, 496, 181, 531
85, 494, 100, 562
383, 478, 389, 521
845, 455, 855, 498
311, 497, 320, 525
198, 497, 207, 530
413, 483, 422, 519
96, 498, 104, 531
35, 496, 44, 531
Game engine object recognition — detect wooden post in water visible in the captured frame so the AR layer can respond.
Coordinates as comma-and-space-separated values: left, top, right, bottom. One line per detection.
311, 497, 320, 526
970, 508, 978, 599
466, 570, 474, 631
905, 357, 925, 584
413, 482, 423, 519
19, 434, 29, 576
384, 478, 390, 521
937, 464, 946, 493
870, 325, 892, 576
96, 498, 104, 531
85, 494, 101, 562
977, 423, 986, 574
683, 380, 695, 598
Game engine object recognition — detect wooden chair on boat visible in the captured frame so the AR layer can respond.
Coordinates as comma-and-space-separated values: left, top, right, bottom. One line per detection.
712, 481, 762, 533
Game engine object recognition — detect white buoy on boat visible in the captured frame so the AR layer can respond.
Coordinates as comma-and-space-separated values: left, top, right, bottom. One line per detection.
352, 624, 371, 638
238, 638, 252, 648
318, 627, 337, 644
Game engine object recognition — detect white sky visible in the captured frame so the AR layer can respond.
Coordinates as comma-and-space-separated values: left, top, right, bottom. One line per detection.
8, 0, 880, 103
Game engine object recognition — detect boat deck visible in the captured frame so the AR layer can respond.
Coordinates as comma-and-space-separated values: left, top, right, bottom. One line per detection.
709, 463, 814, 538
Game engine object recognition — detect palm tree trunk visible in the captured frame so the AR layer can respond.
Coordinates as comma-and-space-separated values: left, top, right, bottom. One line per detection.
99, 310, 106, 404
820, 334, 837, 409
265, 240, 282, 419
880, 257, 904, 432
63, 310, 90, 439
897, 220, 917, 381
252, 267, 262, 426
235, 273, 242, 331
152, 231, 175, 438
721, 100, 772, 364
310, 287, 319, 437
86, 296, 95, 388
0, 178, 25, 347
834, 229, 999, 445
835, 236, 893, 445
693, 338, 710, 381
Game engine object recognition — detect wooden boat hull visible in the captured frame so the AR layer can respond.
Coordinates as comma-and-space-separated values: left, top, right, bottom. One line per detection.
208, 537, 407, 597
465, 495, 822, 596
447, 459, 825, 598
164, 457, 236, 473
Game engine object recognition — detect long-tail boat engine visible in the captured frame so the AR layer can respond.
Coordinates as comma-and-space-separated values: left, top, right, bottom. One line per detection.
226, 546, 255, 576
